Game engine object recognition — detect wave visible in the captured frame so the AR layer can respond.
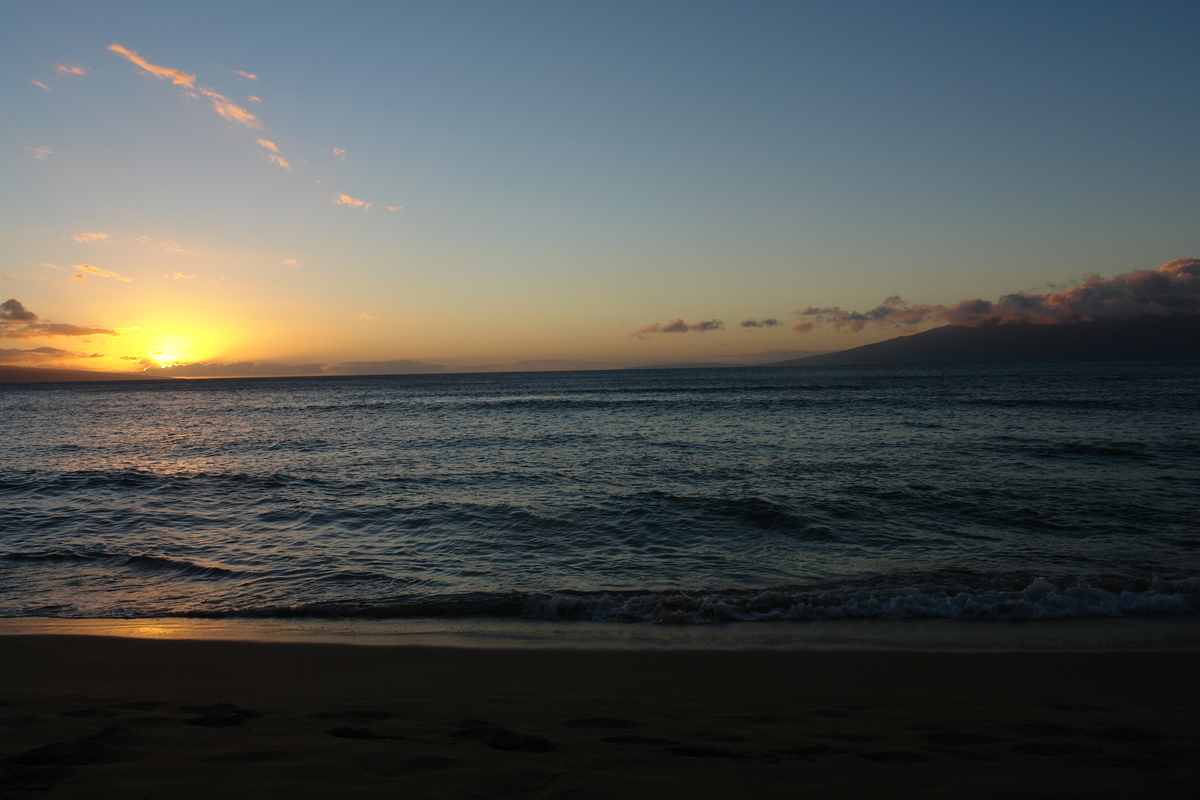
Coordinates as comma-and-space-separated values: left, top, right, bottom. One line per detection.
0, 469, 327, 495
177, 576, 1199, 623
4, 549, 243, 579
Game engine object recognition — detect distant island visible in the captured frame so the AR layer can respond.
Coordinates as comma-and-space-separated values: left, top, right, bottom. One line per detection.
766, 314, 1200, 367
0, 365, 169, 383
4, 315, 1199, 382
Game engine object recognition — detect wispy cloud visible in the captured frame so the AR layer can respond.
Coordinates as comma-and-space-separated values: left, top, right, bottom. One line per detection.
333, 148, 346, 161
634, 318, 725, 337
110, 45, 264, 132
25, 146, 52, 160
741, 318, 781, 328
30, 79, 51, 92
135, 236, 185, 252
1, 275, 15, 282
268, 154, 290, 170
282, 258, 299, 266
256, 139, 279, 152
1, 298, 115, 339
357, 312, 378, 320
198, 87, 261, 128
386, 205, 402, 212
164, 272, 195, 279
108, 44, 195, 87
231, 70, 257, 80
333, 194, 371, 210
793, 258, 1200, 335
247, 95, 261, 103
72, 232, 109, 243
72, 264, 131, 282
53, 64, 89, 76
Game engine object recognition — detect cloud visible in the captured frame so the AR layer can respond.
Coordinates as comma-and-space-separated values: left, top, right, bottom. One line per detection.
72, 264, 131, 282
30, 79, 51, 92
72, 232, 109, 243
1, 298, 115, 339
333, 148, 346, 161
283, 258, 299, 266
357, 312, 378, 320
25, 146, 52, 160
793, 258, 1200, 335
386, 205, 402, 212
108, 44, 195, 88
267, 153, 291, 170
333, 194, 371, 210
231, 70, 257, 80
256, 138, 279, 152
198, 87, 261, 129
135, 236, 185, 252
1, 299, 37, 322
741, 318, 781, 328
53, 64, 88, 76
165, 272, 195, 279
1, 275, 14, 281
247, 95, 261, 103
635, 318, 725, 336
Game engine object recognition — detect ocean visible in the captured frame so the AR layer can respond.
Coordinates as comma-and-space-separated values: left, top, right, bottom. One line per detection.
2, 362, 1198, 633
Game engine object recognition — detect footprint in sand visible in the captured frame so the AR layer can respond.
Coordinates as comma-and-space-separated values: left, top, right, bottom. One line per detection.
857, 750, 934, 763
106, 700, 168, 711
59, 708, 117, 719
664, 744, 746, 759
180, 702, 260, 728
560, 717, 641, 729
1010, 741, 1092, 756
1087, 726, 1161, 743
602, 734, 680, 745
451, 725, 555, 753
326, 726, 401, 741
311, 709, 398, 721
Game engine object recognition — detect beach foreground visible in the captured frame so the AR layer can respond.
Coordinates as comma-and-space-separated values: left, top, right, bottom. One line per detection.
1, 635, 1197, 799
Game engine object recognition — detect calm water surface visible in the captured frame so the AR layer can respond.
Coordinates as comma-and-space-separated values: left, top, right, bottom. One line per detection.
2, 363, 1197, 622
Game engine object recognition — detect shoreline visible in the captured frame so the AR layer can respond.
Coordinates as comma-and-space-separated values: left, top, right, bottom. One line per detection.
3, 613, 1200, 651
1, 633, 1197, 798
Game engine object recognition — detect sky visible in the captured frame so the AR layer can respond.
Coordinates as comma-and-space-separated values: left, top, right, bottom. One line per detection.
2, 1, 1198, 375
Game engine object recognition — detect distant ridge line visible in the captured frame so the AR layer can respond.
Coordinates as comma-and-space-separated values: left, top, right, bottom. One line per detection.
0, 365, 169, 383
765, 314, 1200, 367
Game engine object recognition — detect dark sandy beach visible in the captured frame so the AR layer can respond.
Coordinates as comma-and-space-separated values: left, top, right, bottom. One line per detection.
1, 633, 1197, 799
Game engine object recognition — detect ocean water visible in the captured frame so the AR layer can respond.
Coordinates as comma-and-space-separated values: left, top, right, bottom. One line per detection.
2, 363, 1198, 625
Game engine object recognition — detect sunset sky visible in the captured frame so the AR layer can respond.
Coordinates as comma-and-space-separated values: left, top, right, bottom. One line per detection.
3, 1, 1197, 375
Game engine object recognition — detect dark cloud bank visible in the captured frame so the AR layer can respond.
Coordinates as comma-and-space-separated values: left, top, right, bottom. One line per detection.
794, 258, 1200, 334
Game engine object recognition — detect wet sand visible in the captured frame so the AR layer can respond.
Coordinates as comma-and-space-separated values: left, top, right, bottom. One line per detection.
1, 634, 1197, 798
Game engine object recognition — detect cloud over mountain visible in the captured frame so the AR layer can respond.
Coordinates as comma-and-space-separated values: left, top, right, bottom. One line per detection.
794, 258, 1200, 334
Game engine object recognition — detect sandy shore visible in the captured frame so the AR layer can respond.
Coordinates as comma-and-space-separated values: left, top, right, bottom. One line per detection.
1, 634, 1197, 799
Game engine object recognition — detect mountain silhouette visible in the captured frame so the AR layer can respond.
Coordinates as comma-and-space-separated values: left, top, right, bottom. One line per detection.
766, 314, 1200, 367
